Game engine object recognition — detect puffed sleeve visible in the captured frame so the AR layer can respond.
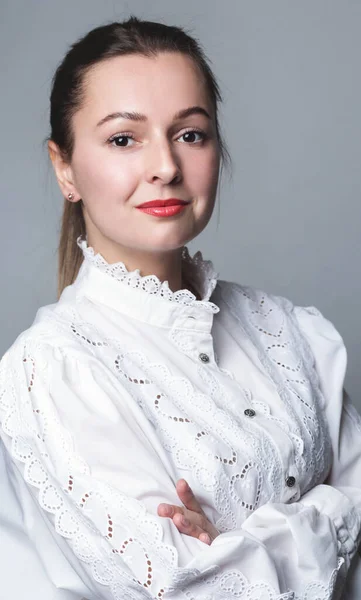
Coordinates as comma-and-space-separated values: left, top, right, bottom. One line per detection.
1, 328, 360, 600
293, 305, 361, 503
292, 305, 361, 590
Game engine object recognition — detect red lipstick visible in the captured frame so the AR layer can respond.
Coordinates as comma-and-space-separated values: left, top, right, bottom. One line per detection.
136, 198, 190, 218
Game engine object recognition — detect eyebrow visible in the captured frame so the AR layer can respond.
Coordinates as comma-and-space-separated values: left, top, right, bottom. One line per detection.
96, 106, 211, 128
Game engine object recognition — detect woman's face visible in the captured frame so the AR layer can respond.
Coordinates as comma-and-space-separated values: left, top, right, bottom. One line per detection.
60, 52, 220, 259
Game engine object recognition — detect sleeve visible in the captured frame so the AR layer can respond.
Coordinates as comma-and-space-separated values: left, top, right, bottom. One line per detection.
0, 436, 91, 600
292, 305, 361, 591
293, 306, 361, 516
0, 329, 360, 600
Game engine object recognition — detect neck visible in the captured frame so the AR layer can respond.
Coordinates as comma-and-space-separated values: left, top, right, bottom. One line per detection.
86, 236, 192, 296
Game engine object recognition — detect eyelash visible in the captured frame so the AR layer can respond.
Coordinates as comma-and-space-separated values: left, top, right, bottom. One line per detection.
107, 128, 208, 148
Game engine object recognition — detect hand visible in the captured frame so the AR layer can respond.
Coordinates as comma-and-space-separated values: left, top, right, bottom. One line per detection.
157, 479, 219, 545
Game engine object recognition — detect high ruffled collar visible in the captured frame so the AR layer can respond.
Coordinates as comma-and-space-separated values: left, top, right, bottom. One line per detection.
76, 237, 219, 313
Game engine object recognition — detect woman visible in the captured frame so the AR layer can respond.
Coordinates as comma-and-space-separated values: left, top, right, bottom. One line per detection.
0, 16, 360, 600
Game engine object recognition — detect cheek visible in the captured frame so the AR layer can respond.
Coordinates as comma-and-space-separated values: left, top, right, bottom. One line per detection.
186, 148, 220, 193
72, 146, 139, 202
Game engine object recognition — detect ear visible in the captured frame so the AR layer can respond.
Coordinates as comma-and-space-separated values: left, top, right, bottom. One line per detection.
48, 140, 80, 202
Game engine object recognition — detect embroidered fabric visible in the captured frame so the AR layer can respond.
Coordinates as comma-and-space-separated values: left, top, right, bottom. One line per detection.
77, 237, 219, 312
333, 508, 361, 570
165, 559, 345, 600
112, 347, 278, 533
0, 342, 172, 600
0, 251, 359, 598
0, 334, 349, 600
218, 282, 333, 496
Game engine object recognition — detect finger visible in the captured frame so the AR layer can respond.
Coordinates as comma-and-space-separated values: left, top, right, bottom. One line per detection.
176, 503, 220, 542
173, 512, 208, 542
199, 532, 211, 545
158, 502, 210, 538
176, 479, 204, 515
157, 503, 184, 519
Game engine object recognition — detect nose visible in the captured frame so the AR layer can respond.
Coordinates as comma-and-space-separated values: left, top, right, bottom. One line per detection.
144, 136, 182, 185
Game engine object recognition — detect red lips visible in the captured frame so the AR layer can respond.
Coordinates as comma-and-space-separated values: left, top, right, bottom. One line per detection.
137, 198, 189, 208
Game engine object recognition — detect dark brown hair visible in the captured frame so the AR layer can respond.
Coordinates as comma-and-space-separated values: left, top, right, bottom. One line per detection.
49, 16, 231, 297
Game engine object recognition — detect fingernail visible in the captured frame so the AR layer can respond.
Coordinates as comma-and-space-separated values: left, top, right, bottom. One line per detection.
159, 504, 170, 516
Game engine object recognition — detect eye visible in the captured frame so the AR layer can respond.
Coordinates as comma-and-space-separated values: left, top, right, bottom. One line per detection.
108, 133, 136, 148
177, 129, 207, 144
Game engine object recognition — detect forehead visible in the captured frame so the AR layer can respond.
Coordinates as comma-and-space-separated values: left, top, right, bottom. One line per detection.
80, 52, 212, 119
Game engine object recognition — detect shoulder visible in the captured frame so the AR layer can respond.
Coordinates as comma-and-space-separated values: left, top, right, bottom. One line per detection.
216, 279, 293, 312
0, 293, 89, 378
0, 297, 100, 445
215, 278, 346, 371
216, 279, 343, 338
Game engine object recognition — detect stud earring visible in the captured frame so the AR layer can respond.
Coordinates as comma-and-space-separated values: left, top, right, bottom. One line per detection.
68, 192, 75, 201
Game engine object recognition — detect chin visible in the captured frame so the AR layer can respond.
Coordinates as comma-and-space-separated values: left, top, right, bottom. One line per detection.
139, 231, 198, 253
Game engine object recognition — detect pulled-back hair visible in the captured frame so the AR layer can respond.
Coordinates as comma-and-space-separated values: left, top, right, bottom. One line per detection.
49, 16, 230, 297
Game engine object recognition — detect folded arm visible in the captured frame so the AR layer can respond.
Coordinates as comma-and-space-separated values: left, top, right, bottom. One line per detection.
1, 310, 360, 599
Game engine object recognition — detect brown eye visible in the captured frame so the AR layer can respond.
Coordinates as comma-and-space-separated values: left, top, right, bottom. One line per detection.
114, 136, 129, 147
108, 134, 135, 147
178, 130, 206, 144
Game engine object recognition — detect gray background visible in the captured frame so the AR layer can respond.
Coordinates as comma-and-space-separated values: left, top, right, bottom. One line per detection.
1, 1, 360, 407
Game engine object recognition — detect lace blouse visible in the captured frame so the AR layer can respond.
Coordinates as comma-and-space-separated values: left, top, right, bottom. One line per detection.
0, 238, 361, 600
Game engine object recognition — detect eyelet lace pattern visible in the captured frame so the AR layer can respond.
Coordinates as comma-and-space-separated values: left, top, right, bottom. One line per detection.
0, 271, 355, 598
218, 282, 333, 495
77, 237, 219, 313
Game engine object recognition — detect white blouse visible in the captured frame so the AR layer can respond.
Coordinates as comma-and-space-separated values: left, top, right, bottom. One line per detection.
1, 239, 361, 600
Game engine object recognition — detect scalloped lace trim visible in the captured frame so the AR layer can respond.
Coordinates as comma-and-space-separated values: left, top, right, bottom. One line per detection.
77, 237, 219, 310
0, 343, 173, 599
